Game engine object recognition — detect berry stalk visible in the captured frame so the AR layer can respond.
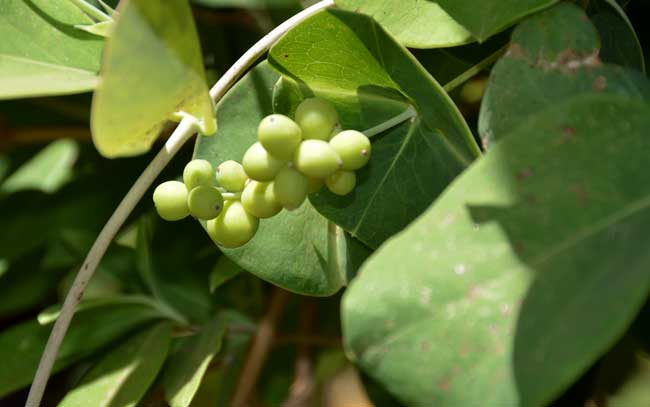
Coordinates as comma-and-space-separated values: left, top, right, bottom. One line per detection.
25, 1, 335, 406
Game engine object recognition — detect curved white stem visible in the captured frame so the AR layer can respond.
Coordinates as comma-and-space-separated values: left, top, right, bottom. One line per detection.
25, 2, 334, 406
362, 105, 417, 138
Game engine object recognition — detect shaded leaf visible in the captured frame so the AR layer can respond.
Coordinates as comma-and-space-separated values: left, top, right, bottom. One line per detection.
0, 303, 164, 397
479, 3, 650, 147
1, 139, 79, 194
192, 0, 298, 8
0, 0, 103, 99
588, 0, 645, 72
435, 0, 559, 41
194, 61, 370, 296
335, 0, 472, 48
209, 256, 244, 293
343, 95, 650, 406
268, 9, 479, 249
163, 314, 227, 407
92, 0, 214, 157
59, 322, 172, 407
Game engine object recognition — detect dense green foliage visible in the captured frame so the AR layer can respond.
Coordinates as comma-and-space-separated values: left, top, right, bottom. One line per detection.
1, 0, 650, 406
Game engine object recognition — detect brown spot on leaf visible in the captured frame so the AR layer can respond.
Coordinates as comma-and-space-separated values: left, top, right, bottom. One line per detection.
516, 167, 534, 181
437, 378, 451, 391
570, 183, 589, 207
594, 75, 607, 91
507, 43, 525, 59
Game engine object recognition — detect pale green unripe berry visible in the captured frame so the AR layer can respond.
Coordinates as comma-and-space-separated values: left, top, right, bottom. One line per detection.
242, 142, 286, 182
183, 159, 214, 190
207, 200, 259, 248
295, 98, 339, 140
241, 180, 282, 218
216, 160, 247, 192
188, 186, 224, 220
293, 140, 342, 179
153, 181, 189, 221
329, 130, 371, 170
258, 114, 302, 160
307, 177, 324, 194
274, 167, 308, 210
325, 170, 356, 196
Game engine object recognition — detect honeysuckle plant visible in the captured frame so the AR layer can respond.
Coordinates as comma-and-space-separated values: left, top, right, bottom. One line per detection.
1, 0, 649, 405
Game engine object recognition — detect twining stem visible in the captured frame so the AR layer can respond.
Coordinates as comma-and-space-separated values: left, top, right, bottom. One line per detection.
362, 105, 417, 138
442, 44, 508, 93
67, 0, 112, 22
25, 2, 334, 407
222, 192, 242, 200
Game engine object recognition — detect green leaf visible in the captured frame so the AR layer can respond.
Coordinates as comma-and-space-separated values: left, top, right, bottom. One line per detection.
268, 9, 479, 249
59, 322, 172, 407
0, 303, 164, 397
479, 3, 650, 147
1, 139, 79, 194
335, 0, 472, 48
0, 0, 103, 99
192, 0, 298, 8
588, 0, 645, 72
91, 0, 214, 157
209, 256, 244, 293
435, 0, 559, 41
163, 314, 227, 407
194, 61, 371, 296
342, 94, 650, 406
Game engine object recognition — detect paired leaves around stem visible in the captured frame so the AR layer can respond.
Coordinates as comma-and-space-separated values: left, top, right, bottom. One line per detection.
91, 0, 215, 157
268, 9, 480, 249
343, 94, 650, 407
193, 61, 371, 296
0, 0, 103, 99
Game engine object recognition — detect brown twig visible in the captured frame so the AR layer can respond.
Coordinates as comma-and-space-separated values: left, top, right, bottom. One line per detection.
283, 300, 317, 407
231, 287, 290, 407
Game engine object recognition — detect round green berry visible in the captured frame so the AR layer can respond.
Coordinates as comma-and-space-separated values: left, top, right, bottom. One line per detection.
242, 142, 286, 182
188, 186, 224, 220
153, 181, 189, 221
274, 167, 308, 210
216, 160, 247, 192
293, 140, 342, 179
307, 177, 324, 194
325, 170, 356, 196
329, 130, 371, 170
241, 180, 282, 218
207, 200, 259, 248
295, 98, 339, 140
258, 114, 302, 160
183, 159, 214, 190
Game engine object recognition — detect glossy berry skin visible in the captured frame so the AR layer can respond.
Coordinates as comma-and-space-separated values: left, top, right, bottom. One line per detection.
329, 130, 371, 170
241, 180, 282, 218
183, 159, 214, 190
207, 200, 259, 248
295, 98, 339, 140
153, 181, 189, 221
325, 170, 356, 196
293, 140, 342, 179
274, 167, 308, 210
242, 142, 286, 182
258, 114, 302, 160
187, 186, 224, 220
307, 177, 324, 194
216, 160, 247, 192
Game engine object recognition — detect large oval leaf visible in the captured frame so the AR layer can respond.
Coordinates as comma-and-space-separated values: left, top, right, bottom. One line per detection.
0, 0, 103, 99
59, 322, 172, 407
193, 62, 370, 296
92, 0, 214, 157
435, 0, 559, 41
479, 2, 650, 148
335, 0, 472, 48
342, 94, 650, 406
268, 9, 480, 249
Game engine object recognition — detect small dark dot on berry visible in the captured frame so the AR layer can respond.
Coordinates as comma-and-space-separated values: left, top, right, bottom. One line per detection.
361, 149, 368, 156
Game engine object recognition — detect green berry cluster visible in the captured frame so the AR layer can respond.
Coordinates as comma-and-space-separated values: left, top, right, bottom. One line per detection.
153, 98, 372, 248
